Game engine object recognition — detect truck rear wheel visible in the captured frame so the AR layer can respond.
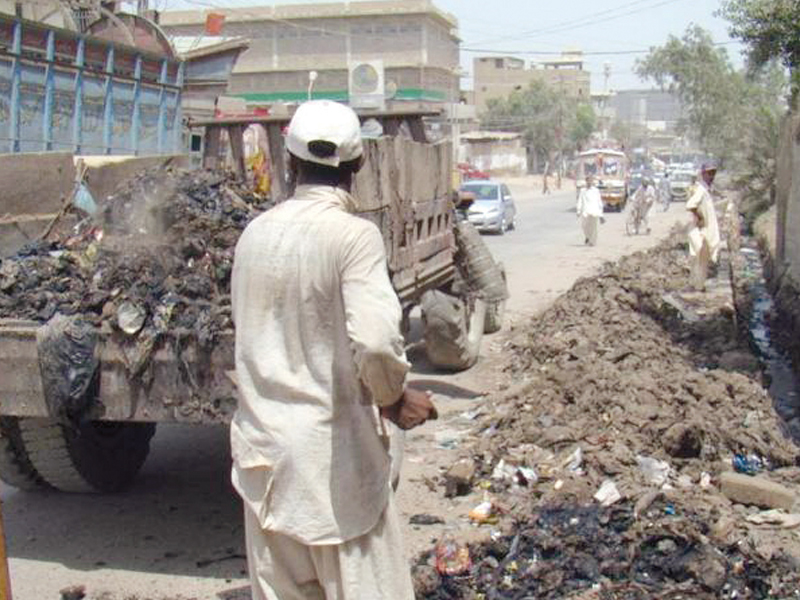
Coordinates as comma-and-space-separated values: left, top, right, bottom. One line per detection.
18, 418, 156, 493
422, 290, 486, 371
0, 417, 48, 491
454, 221, 508, 334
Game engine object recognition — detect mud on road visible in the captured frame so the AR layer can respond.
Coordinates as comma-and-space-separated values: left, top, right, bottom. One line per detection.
411, 237, 800, 599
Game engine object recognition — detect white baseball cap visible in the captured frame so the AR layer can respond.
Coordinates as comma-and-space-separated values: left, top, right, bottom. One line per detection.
285, 100, 363, 168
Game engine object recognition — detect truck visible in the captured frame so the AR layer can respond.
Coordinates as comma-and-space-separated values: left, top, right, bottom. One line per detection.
575, 148, 630, 211
0, 14, 507, 493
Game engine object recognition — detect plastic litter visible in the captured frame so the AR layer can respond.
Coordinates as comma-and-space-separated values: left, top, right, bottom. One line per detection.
594, 480, 622, 506
434, 532, 472, 576
117, 300, 146, 335
636, 455, 671, 486
516, 466, 538, 486
733, 453, 766, 475
562, 446, 583, 472
469, 500, 495, 524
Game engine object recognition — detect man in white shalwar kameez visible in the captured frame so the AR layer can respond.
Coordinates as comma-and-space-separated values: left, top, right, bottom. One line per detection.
685, 163, 721, 291
230, 100, 437, 600
577, 175, 604, 246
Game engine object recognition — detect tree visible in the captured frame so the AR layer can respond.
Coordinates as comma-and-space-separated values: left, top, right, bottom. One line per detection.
568, 103, 596, 153
637, 24, 787, 226
481, 79, 596, 172
635, 25, 748, 165
719, 0, 800, 100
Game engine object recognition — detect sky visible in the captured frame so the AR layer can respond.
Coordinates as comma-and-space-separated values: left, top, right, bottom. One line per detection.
142, 0, 746, 92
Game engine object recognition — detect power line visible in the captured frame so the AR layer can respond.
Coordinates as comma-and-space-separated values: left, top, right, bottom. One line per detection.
461, 40, 741, 57
469, 0, 685, 46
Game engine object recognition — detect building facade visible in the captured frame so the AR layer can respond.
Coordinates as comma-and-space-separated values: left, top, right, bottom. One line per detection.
608, 89, 683, 131
159, 0, 460, 109
473, 51, 591, 113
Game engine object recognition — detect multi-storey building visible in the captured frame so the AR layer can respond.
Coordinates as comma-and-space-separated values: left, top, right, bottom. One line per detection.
159, 0, 460, 110
473, 50, 591, 113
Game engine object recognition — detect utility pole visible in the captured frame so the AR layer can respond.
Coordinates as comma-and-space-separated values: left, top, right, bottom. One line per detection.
556, 73, 564, 190
602, 62, 611, 140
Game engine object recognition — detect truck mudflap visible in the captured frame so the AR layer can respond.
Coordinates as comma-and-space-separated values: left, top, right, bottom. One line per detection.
0, 319, 237, 424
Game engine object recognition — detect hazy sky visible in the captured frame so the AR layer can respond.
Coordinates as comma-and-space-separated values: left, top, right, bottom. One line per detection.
150, 0, 745, 92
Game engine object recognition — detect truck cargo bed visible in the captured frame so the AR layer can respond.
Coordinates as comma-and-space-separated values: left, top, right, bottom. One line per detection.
0, 319, 237, 424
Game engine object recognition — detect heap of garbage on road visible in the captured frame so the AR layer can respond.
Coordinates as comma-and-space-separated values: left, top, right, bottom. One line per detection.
0, 168, 270, 377
414, 238, 800, 599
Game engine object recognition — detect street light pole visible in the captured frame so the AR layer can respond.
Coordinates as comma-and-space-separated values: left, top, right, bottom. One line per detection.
308, 70, 318, 101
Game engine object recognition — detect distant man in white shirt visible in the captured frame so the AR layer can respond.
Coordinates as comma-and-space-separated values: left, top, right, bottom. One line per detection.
659, 172, 671, 211
686, 163, 721, 291
230, 100, 437, 600
577, 174, 604, 246
630, 177, 657, 234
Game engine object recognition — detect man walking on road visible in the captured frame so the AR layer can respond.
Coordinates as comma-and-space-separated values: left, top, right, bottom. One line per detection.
686, 163, 721, 291
659, 172, 671, 211
577, 174, 604, 246
230, 100, 437, 600
629, 177, 656, 234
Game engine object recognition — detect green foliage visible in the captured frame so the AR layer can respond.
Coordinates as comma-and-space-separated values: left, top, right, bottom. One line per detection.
636, 24, 788, 225
720, 0, 800, 96
568, 104, 596, 152
733, 63, 787, 229
480, 79, 596, 165
635, 25, 748, 165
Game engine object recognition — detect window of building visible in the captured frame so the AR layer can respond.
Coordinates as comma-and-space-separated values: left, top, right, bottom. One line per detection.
495, 58, 504, 68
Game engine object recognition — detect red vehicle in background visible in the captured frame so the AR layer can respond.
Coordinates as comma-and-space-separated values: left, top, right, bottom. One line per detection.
457, 162, 490, 181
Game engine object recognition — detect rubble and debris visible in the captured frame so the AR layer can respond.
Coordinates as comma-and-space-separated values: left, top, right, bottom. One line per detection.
414, 238, 800, 598
719, 471, 797, 511
745, 509, 800, 528
0, 168, 271, 380
59, 585, 86, 600
410, 514, 446, 525
444, 458, 476, 497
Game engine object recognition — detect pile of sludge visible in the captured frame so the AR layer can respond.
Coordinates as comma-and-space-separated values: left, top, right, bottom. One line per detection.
0, 168, 271, 377
415, 239, 800, 598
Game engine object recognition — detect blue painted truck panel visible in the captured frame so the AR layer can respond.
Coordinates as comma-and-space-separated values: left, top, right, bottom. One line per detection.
0, 14, 183, 155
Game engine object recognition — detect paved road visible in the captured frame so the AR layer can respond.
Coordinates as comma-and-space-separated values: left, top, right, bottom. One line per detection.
483, 180, 690, 322
1, 178, 692, 600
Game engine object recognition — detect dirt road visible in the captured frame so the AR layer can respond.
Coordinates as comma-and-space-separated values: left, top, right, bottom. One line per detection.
396, 180, 693, 558
2, 178, 692, 599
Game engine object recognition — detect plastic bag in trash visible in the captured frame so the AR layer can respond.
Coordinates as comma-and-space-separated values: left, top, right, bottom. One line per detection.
36, 313, 99, 422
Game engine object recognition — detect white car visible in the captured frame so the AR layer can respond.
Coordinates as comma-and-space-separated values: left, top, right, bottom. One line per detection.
460, 180, 517, 234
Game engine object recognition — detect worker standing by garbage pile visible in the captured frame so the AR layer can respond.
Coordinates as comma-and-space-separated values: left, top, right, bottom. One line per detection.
229, 100, 437, 600
686, 163, 721, 291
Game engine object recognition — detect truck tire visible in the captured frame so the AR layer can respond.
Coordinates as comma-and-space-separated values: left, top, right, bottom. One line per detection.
422, 290, 486, 371
485, 298, 506, 334
0, 417, 48, 491
454, 221, 508, 334
18, 418, 156, 493
483, 262, 507, 334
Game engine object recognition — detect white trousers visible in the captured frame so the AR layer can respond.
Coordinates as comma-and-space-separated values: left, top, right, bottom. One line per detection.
244, 493, 415, 600
581, 215, 599, 246
691, 241, 711, 291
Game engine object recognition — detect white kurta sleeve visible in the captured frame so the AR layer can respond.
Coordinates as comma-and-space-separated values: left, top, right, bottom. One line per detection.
686, 185, 703, 211
341, 223, 410, 407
